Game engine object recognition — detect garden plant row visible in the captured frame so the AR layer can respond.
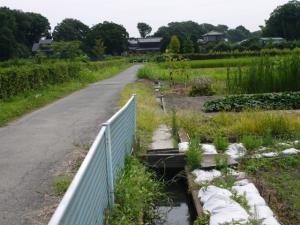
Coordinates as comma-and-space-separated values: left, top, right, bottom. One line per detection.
204, 92, 300, 112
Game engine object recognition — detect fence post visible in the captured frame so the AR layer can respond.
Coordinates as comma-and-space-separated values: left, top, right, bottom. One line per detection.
102, 123, 114, 207
133, 94, 137, 137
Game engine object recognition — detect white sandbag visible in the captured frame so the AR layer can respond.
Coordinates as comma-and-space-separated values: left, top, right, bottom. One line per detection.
202, 194, 234, 213
193, 169, 222, 184
234, 179, 250, 186
225, 143, 247, 160
198, 185, 232, 203
262, 216, 282, 225
282, 148, 300, 155
262, 152, 278, 158
232, 183, 260, 196
258, 146, 268, 152
201, 144, 218, 154
251, 205, 274, 220
178, 142, 189, 152
228, 168, 246, 179
209, 204, 249, 225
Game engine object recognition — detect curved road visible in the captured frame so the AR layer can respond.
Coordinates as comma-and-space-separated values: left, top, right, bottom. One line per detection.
0, 65, 140, 225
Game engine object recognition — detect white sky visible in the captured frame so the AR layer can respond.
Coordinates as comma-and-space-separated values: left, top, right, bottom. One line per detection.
0, 0, 290, 37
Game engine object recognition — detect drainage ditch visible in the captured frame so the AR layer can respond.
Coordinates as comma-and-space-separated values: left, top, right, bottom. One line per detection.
154, 168, 197, 225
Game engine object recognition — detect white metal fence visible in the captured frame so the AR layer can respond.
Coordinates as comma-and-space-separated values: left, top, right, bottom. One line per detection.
48, 95, 136, 225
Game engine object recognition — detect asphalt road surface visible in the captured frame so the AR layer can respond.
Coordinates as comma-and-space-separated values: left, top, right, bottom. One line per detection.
0, 65, 140, 225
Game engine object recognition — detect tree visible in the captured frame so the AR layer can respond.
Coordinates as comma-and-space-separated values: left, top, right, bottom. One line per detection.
263, 0, 300, 40
168, 35, 180, 53
137, 22, 152, 38
0, 7, 50, 60
51, 41, 83, 59
53, 18, 90, 42
91, 39, 106, 60
183, 37, 195, 53
227, 25, 252, 42
85, 21, 128, 55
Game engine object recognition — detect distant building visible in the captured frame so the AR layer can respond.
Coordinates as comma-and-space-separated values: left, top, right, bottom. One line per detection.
32, 38, 53, 55
199, 31, 226, 43
259, 37, 285, 45
128, 37, 163, 53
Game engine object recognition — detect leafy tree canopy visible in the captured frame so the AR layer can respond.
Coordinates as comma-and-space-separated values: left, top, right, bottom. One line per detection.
85, 21, 128, 55
53, 18, 90, 42
0, 7, 50, 60
168, 35, 181, 53
137, 22, 152, 38
263, 0, 300, 40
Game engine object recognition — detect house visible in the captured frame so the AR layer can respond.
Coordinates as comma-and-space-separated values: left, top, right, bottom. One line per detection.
259, 37, 285, 45
32, 38, 53, 55
128, 37, 163, 53
199, 31, 226, 43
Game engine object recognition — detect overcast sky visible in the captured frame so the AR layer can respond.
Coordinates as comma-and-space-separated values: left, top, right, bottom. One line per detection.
0, 0, 290, 37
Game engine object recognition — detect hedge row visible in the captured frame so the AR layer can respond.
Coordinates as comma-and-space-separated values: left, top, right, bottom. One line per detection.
203, 92, 300, 112
0, 62, 81, 99
0, 59, 126, 99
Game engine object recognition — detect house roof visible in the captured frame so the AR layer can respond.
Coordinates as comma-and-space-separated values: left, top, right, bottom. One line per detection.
137, 37, 163, 43
203, 31, 224, 37
39, 39, 53, 44
260, 37, 285, 41
32, 43, 40, 52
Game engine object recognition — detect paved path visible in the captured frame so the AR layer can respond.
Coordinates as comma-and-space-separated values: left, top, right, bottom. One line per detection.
0, 65, 140, 225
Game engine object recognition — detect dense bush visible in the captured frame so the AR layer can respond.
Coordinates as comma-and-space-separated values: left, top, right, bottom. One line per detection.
226, 54, 300, 94
204, 92, 300, 112
0, 62, 80, 99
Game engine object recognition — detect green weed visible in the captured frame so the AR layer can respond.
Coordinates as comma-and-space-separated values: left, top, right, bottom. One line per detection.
53, 175, 72, 196
186, 138, 202, 170
213, 135, 229, 152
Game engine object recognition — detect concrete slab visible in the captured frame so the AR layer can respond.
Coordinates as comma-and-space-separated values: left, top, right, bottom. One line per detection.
151, 125, 174, 150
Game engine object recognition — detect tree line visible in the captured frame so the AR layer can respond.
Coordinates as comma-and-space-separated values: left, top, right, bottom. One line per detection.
1, 0, 300, 60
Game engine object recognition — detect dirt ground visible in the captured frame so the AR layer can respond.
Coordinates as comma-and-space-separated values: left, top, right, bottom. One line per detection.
164, 96, 221, 113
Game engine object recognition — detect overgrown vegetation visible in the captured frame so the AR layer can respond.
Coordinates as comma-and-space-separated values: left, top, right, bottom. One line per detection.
226, 55, 300, 94
240, 155, 300, 225
106, 157, 166, 225
177, 111, 300, 140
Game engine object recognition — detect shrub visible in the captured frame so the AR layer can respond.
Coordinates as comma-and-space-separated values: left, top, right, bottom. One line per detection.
213, 135, 229, 152
189, 76, 215, 96
186, 138, 202, 169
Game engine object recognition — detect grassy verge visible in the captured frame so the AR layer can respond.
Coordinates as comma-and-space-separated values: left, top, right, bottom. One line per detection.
0, 63, 130, 126
120, 81, 165, 153
240, 155, 300, 225
106, 156, 166, 225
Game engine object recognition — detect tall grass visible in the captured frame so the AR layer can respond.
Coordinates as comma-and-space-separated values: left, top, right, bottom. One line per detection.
226, 54, 300, 94
177, 111, 300, 140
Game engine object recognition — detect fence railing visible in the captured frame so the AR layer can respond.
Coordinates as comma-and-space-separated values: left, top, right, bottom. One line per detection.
48, 95, 136, 225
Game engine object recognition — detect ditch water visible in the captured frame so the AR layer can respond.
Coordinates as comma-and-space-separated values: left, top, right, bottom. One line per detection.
155, 168, 196, 225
